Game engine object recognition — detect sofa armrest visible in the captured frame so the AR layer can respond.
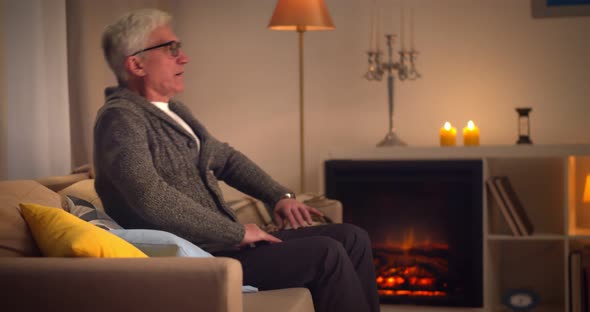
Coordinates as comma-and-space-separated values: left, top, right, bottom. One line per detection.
0, 257, 243, 312
230, 194, 343, 228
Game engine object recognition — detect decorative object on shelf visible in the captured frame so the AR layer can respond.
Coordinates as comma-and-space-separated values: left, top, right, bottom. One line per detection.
268, 0, 335, 193
501, 288, 539, 311
364, 3, 421, 147
569, 249, 590, 312
569, 248, 590, 312
494, 176, 534, 236
462, 120, 480, 146
486, 177, 521, 236
439, 122, 457, 147
584, 174, 590, 202
516, 107, 533, 145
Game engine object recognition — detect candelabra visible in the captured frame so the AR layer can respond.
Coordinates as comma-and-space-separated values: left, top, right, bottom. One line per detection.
365, 34, 421, 146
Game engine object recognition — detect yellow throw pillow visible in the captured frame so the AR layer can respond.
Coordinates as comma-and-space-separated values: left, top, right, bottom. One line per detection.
19, 203, 147, 258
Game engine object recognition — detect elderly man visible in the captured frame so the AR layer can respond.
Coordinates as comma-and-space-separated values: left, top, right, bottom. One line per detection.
95, 8, 379, 312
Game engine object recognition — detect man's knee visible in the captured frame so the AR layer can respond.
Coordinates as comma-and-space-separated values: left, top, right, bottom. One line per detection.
308, 236, 349, 263
332, 223, 372, 248
342, 223, 370, 240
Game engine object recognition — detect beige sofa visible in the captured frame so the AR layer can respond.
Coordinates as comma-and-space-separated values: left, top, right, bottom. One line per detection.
0, 176, 343, 312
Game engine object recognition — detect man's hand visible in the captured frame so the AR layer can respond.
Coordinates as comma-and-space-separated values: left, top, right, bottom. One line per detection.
273, 198, 324, 230
239, 223, 282, 247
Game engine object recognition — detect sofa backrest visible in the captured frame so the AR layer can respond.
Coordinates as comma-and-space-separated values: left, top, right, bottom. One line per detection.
0, 180, 62, 257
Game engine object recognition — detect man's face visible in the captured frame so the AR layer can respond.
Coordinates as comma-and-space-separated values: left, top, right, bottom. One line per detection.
137, 25, 189, 101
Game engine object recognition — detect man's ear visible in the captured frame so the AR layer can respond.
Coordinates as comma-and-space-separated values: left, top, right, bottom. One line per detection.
125, 56, 146, 77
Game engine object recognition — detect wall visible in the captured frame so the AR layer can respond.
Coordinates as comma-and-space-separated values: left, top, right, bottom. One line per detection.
66, 0, 167, 168
3, 0, 589, 194
1, 0, 71, 179
0, 1, 6, 178
169, 0, 590, 198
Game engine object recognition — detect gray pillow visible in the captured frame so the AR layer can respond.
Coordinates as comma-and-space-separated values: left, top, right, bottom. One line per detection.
64, 195, 123, 231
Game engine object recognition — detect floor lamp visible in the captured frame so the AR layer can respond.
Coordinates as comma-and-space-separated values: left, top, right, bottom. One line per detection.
268, 0, 335, 193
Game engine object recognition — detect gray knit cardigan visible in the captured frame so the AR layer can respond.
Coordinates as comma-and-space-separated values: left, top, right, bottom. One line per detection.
94, 87, 291, 252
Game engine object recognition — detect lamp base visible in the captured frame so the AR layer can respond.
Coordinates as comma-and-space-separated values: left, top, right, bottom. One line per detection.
377, 131, 407, 147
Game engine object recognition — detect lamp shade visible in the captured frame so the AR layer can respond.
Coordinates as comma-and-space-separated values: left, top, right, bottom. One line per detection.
584, 174, 590, 203
268, 0, 335, 31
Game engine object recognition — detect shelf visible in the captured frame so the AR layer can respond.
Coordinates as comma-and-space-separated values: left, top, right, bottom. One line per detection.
486, 157, 565, 236
490, 304, 563, 312
487, 234, 566, 241
325, 144, 590, 161
380, 304, 482, 312
570, 235, 590, 241
569, 156, 590, 235
571, 228, 590, 236
488, 240, 565, 310
322, 146, 590, 312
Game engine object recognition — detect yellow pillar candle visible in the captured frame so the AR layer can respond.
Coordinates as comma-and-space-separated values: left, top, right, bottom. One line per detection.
439, 122, 457, 147
463, 120, 480, 146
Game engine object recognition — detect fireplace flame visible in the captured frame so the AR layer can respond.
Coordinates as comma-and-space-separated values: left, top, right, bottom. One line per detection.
401, 228, 415, 251
374, 229, 450, 299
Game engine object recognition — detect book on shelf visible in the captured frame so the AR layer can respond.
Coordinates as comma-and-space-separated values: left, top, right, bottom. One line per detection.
570, 251, 583, 312
494, 176, 534, 236
486, 177, 521, 236
570, 249, 590, 312
584, 267, 590, 312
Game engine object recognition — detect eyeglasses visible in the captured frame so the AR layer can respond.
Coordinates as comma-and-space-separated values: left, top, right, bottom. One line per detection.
130, 41, 182, 57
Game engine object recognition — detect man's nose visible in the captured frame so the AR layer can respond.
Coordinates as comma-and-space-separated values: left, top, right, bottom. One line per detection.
178, 50, 189, 64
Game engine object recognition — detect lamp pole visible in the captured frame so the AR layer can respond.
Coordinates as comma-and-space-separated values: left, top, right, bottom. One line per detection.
298, 27, 306, 193
268, 0, 335, 194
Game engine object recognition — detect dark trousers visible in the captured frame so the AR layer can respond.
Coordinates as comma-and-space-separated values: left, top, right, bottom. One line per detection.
214, 223, 380, 312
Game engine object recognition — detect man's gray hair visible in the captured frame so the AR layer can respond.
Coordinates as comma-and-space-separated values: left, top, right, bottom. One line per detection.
102, 8, 172, 85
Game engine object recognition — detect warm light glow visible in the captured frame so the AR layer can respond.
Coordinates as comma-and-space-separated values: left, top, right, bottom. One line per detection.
462, 120, 480, 146
440, 122, 457, 147
443, 121, 451, 131
377, 275, 405, 288
378, 289, 447, 297
268, 0, 335, 31
401, 229, 415, 251
584, 174, 590, 203
374, 228, 452, 300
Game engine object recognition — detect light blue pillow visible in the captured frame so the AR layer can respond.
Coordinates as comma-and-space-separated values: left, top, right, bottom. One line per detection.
110, 229, 258, 293
110, 229, 211, 257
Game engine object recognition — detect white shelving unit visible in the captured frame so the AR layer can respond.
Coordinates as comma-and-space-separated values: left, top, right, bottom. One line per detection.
321, 144, 590, 312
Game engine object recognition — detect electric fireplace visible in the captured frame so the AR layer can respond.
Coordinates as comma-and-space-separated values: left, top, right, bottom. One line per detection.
325, 160, 483, 307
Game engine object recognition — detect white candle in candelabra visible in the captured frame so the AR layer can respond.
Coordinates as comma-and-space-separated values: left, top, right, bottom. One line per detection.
400, 6, 405, 51
376, 10, 381, 51
369, 5, 374, 51
410, 8, 415, 50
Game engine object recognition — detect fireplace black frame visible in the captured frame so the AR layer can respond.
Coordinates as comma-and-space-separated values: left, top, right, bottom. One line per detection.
325, 159, 483, 307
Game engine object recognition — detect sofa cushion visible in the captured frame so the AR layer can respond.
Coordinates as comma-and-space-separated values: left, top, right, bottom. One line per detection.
64, 195, 123, 230
228, 194, 340, 232
110, 228, 258, 293
19, 203, 147, 258
244, 288, 314, 312
227, 197, 269, 226
0, 180, 62, 257
299, 194, 343, 224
